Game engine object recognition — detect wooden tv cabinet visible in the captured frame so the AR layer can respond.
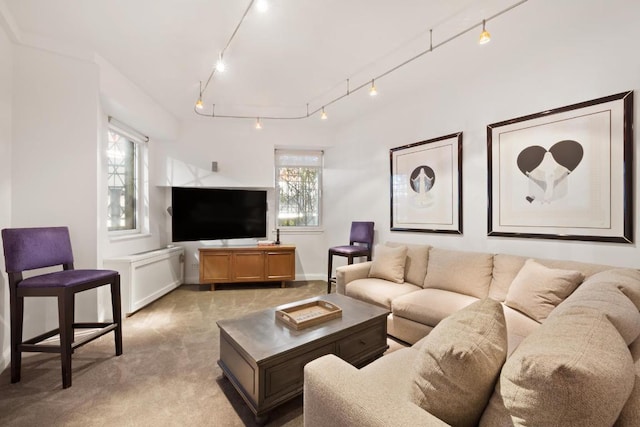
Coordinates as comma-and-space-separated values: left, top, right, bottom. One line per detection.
199, 245, 295, 290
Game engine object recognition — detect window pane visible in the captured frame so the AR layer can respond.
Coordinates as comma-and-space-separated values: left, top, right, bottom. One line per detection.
277, 166, 320, 227
107, 130, 137, 231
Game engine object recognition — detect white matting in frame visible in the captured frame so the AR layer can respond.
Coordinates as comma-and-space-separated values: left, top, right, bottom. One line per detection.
488, 91, 633, 243
390, 132, 462, 234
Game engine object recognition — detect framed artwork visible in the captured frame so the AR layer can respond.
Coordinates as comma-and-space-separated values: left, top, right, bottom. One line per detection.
488, 91, 633, 243
390, 132, 462, 234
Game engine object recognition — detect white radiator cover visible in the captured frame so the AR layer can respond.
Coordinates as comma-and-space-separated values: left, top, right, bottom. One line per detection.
104, 246, 184, 316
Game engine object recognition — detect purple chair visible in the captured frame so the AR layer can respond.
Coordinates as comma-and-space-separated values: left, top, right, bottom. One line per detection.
1, 227, 122, 389
327, 221, 374, 293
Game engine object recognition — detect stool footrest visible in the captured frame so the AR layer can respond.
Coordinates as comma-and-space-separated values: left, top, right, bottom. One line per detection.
20, 323, 118, 353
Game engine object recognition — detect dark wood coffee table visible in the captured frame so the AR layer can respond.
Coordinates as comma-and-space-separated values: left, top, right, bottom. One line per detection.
217, 293, 389, 423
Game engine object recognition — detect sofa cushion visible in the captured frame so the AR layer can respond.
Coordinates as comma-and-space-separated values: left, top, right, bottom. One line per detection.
386, 242, 430, 286
368, 244, 407, 283
505, 259, 584, 322
502, 303, 541, 356
489, 253, 611, 302
410, 298, 507, 427
480, 306, 635, 427
346, 278, 421, 310
617, 338, 640, 427
391, 288, 478, 328
550, 269, 640, 345
423, 248, 493, 298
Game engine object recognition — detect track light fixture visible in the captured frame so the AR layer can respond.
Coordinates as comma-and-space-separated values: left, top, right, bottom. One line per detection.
479, 19, 491, 45
216, 53, 226, 73
369, 79, 378, 97
194, 0, 528, 126
195, 81, 204, 109
256, 0, 268, 13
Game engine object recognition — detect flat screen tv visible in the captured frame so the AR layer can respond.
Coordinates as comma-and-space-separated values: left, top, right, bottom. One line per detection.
171, 187, 267, 242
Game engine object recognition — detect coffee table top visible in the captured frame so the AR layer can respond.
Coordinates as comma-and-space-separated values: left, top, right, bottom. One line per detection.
217, 293, 389, 362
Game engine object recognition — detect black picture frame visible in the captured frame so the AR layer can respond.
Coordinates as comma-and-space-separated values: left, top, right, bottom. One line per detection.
487, 91, 633, 243
390, 132, 463, 234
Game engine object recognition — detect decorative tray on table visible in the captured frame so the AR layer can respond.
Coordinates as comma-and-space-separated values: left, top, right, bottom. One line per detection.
275, 300, 342, 330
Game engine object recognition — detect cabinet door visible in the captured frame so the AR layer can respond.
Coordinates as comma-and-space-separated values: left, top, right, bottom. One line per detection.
200, 252, 232, 282
265, 250, 295, 280
233, 252, 265, 281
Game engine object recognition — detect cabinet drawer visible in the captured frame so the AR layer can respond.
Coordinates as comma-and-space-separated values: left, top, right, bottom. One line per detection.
337, 326, 386, 362
264, 343, 334, 399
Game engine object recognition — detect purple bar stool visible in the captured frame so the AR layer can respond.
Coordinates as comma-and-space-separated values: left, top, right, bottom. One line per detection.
327, 221, 374, 293
1, 226, 123, 389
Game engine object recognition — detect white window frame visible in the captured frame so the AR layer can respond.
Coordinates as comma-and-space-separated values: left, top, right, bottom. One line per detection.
107, 120, 149, 238
275, 149, 323, 231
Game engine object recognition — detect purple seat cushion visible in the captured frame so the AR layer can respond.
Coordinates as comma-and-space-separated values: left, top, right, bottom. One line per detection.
19, 269, 118, 288
330, 245, 371, 255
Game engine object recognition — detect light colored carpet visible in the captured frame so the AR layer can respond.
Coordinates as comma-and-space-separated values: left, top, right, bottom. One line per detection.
0, 281, 407, 426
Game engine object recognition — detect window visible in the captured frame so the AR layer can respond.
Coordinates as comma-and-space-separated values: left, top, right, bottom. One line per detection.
107, 124, 147, 233
275, 150, 323, 228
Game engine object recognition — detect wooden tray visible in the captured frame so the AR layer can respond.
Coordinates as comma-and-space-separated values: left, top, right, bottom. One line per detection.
275, 300, 342, 330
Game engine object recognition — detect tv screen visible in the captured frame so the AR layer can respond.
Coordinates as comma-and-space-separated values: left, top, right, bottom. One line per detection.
171, 187, 267, 242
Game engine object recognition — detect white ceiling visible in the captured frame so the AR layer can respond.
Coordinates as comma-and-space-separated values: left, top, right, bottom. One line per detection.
3, 0, 522, 125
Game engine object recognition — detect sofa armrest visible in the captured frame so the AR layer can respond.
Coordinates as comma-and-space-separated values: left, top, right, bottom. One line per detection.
336, 261, 373, 295
303, 355, 448, 427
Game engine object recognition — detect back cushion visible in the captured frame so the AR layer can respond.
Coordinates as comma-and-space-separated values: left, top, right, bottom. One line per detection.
423, 248, 493, 298
480, 306, 634, 427
550, 268, 640, 345
616, 338, 640, 426
386, 242, 430, 286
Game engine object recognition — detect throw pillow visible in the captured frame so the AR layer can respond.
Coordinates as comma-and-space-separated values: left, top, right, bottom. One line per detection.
410, 298, 507, 427
368, 244, 407, 284
479, 306, 635, 427
505, 259, 584, 322
386, 242, 430, 285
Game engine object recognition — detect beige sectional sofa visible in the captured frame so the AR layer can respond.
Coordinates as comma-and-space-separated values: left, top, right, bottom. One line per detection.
304, 243, 640, 426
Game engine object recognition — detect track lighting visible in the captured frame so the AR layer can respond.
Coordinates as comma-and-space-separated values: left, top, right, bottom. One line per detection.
195, 81, 204, 109
256, 0, 268, 13
216, 53, 226, 73
479, 19, 491, 45
195, 0, 527, 120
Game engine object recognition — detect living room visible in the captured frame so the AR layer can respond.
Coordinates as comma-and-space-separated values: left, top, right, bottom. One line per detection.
1, 0, 639, 425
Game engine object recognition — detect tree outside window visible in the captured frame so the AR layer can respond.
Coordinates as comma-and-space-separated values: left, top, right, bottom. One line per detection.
107, 129, 138, 232
275, 150, 322, 228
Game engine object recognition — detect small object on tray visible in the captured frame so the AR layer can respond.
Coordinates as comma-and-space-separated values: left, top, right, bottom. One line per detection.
275, 300, 342, 330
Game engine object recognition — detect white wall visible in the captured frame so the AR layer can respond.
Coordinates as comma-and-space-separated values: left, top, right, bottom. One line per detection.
325, 0, 640, 270
11, 43, 100, 338
157, 118, 333, 282
0, 19, 13, 371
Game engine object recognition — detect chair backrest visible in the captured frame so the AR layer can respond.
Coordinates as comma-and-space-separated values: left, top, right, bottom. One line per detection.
349, 222, 375, 248
2, 227, 74, 273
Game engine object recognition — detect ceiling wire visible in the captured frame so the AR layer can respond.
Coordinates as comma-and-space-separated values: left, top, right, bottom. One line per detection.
201, 0, 256, 96
195, 0, 529, 122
